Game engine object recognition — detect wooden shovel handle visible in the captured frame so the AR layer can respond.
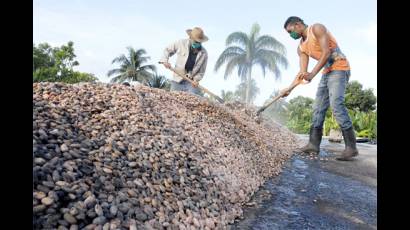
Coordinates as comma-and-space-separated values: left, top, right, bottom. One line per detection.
159, 62, 224, 103
256, 80, 301, 115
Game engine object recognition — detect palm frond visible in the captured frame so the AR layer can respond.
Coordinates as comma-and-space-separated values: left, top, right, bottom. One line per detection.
110, 74, 127, 83
134, 48, 147, 57
226, 32, 249, 47
111, 54, 130, 65
254, 58, 268, 77
144, 74, 170, 89
249, 23, 261, 44
255, 35, 286, 54
140, 64, 157, 73
107, 68, 123, 77
237, 63, 249, 81
223, 56, 246, 80
214, 46, 245, 71
253, 50, 283, 66
136, 56, 150, 64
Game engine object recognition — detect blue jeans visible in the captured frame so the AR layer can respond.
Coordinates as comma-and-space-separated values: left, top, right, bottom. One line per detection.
311, 70, 353, 131
170, 80, 201, 96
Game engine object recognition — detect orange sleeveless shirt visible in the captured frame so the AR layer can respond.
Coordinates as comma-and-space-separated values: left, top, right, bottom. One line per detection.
299, 25, 350, 74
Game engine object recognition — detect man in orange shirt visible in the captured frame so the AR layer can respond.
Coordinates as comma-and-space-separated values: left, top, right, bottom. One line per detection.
284, 16, 358, 161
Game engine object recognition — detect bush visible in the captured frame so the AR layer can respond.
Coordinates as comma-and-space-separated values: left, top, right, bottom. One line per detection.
283, 96, 314, 134
349, 109, 377, 139
283, 96, 377, 140
323, 110, 340, 136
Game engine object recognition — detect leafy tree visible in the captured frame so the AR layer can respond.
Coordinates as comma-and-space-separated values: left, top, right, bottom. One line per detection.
345, 80, 376, 112
33, 41, 97, 83
286, 96, 314, 133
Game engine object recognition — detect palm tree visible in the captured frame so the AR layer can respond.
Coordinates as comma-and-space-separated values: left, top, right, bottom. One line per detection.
221, 90, 237, 102
107, 47, 156, 83
144, 74, 170, 90
214, 23, 288, 105
234, 79, 260, 104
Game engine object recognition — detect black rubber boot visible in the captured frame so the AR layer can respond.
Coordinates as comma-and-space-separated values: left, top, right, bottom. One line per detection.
336, 127, 359, 161
296, 127, 323, 154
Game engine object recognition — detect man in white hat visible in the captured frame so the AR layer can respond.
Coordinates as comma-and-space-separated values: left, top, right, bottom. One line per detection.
160, 27, 209, 95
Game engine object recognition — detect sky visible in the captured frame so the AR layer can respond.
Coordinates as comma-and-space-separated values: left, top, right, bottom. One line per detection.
33, 0, 377, 106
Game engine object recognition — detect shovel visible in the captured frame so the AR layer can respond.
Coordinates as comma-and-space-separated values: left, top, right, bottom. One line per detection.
256, 76, 308, 116
159, 62, 225, 103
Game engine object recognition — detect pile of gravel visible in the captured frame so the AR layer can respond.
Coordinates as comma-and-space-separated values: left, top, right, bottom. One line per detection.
33, 82, 298, 229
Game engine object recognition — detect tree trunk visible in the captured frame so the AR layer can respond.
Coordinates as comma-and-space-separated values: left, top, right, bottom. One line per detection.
245, 66, 252, 105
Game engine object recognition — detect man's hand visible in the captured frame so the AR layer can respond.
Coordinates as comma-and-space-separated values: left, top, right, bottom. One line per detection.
162, 62, 171, 69
191, 81, 199, 88
302, 72, 316, 82
280, 88, 291, 97
296, 72, 315, 82
297, 72, 309, 81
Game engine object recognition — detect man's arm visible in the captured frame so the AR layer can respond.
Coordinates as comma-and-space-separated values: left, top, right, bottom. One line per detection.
159, 40, 180, 67
298, 46, 309, 73
304, 24, 331, 81
188, 55, 207, 88
193, 56, 207, 82
297, 46, 309, 79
